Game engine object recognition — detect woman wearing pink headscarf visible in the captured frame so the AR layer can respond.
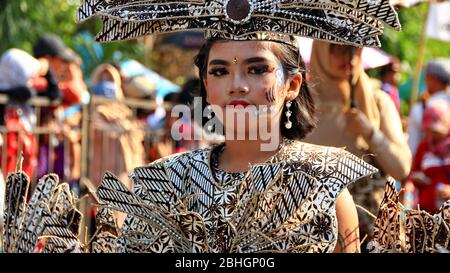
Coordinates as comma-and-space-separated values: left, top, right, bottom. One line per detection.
408, 99, 450, 213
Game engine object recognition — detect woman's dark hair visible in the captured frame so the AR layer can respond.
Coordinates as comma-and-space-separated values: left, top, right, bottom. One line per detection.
194, 39, 316, 140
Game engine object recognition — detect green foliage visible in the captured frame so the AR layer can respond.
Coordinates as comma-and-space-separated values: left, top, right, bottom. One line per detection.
0, 0, 78, 54
0, 0, 144, 76
381, 4, 450, 84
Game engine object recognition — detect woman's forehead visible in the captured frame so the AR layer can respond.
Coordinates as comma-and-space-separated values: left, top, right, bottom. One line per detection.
209, 40, 278, 61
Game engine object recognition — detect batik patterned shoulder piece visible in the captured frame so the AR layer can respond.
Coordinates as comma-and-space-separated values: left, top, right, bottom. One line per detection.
97, 171, 208, 252
2, 172, 84, 253
368, 179, 450, 253
131, 148, 210, 208
77, 0, 400, 47
279, 141, 378, 195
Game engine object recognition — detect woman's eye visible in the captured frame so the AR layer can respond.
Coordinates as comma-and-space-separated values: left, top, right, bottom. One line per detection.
249, 65, 270, 75
208, 68, 228, 77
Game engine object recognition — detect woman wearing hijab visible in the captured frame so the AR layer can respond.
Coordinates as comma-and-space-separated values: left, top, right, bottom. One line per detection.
89, 64, 144, 190
304, 41, 412, 247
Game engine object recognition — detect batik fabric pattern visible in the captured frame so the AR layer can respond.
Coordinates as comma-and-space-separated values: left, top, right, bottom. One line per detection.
77, 0, 400, 47
96, 139, 378, 252
368, 179, 450, 253
2, 172, 84, 253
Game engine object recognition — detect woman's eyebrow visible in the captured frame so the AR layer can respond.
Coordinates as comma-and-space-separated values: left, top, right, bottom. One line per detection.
244, 57, 269, 64
208, 59, 229, 66
208, 57, 270, 66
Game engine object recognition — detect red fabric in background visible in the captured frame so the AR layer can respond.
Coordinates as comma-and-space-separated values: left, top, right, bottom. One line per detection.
30, 77, 49, 93
0, 108, 36, 180
59, 81, 83, 107
32, 76, 83, 107
410, 139, 450, 213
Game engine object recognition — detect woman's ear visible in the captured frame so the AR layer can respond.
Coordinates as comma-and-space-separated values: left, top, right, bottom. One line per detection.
286, 72, 302, 101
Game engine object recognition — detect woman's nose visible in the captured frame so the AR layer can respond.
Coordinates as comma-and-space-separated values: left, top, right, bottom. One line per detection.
229, 88, 249, 95
229, 74, 249, 96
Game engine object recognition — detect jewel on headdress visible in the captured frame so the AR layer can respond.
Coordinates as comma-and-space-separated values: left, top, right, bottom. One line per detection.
224, 0, 254, 25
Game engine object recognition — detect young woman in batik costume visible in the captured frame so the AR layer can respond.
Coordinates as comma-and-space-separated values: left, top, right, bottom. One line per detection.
1, 0, 405, 253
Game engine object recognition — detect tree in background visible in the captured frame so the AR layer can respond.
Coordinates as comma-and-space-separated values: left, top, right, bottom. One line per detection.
383, 4, 449, 76
381, 3, 450, 114
0, 0, 79, 54
0, 0, 144, 79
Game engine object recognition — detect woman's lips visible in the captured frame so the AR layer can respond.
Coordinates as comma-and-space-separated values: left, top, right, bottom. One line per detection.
228, 100, 250, 108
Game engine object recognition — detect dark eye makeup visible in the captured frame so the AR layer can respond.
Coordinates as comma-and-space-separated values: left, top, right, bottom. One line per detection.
249, 64, 275, 75
208, 67, 229, 77
207, 63, 276, 77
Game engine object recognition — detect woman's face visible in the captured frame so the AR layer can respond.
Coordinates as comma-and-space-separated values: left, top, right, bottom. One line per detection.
203, 40, 301, 137
425, 129, 447, 144
328, 44, 362, 79
100, 71, 114, 82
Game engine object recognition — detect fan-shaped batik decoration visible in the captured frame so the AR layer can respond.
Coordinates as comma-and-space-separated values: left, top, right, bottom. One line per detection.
89, 206, 119, 253
2, 172, 84, 253
368, 179, 450, 253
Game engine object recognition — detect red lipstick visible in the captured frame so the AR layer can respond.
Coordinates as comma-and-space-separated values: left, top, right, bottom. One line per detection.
228, 100, 250, 108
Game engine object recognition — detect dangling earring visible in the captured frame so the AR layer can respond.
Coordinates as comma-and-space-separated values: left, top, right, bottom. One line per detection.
285, 101, 292, 129
206, 105, 214, 131
206, 105, 213, 119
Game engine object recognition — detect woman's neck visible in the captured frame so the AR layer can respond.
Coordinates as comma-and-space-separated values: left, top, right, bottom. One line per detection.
218, 136, 282, 173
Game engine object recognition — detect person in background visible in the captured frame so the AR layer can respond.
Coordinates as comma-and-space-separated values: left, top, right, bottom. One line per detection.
33, 33, 87, 108
0, 45, 61, 125
379, 58, 401, 113
408, 99, 450, 214
61, 105, 83, 195
89, 63, 145, 228
408, 59, 450, 156
0, 49, 51, 179
91, 63, 125, 100
89, 63, 144, 188
32, 34, 87, 182
303, 41, 412, 248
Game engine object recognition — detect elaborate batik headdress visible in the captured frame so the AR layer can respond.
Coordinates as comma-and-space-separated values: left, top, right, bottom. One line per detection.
77, 0, 400, 47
